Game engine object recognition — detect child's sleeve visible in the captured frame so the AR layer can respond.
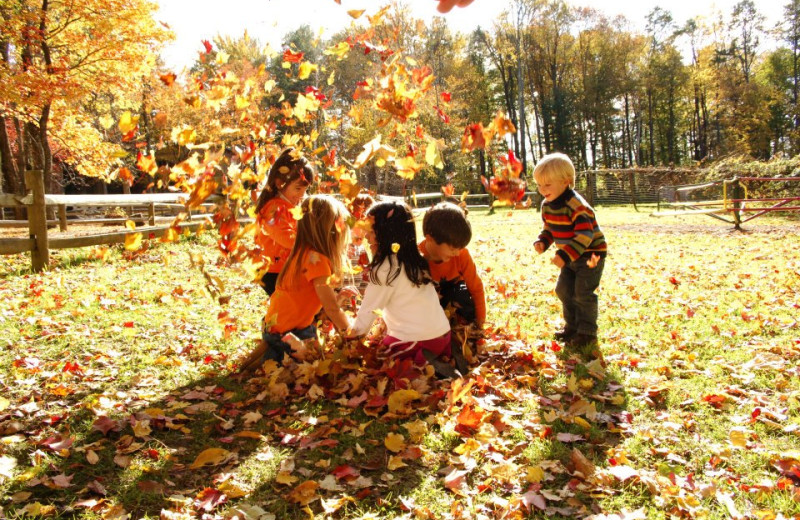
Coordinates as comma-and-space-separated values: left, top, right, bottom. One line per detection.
537, 212, 554, 249
262, 204, 296, 249
460, 250, 486, 324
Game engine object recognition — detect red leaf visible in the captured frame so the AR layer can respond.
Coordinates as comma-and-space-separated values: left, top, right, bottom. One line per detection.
332, 464, 360, 481
202, 40, 213, 54
282, 49, 304, 63
194, 488, 227, 512
441, 91, 451, 102
92, 416, 122, 436
40, 434, 74, 451
669, 276, 680, 285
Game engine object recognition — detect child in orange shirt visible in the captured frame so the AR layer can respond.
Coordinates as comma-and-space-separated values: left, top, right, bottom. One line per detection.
254, 148, 315, 295
260, 194, 353, 363
419, 202, 486, 327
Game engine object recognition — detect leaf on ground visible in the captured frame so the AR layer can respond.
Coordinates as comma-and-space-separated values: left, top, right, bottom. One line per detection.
384, 432, 406, 453
288, 480, 319, 505
387, 389, 421, 414
189, 448, 233, 469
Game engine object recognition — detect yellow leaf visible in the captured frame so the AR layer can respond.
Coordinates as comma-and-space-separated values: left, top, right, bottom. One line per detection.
288, 480, 319, 505
99, 115, 115, 130
567, 374, 579, 394
526, 465, 544, 483
387, 455, 407, 470
347, 9, 365, 18
189, 448, 232, 469
729, 428, 749, 448
86, 450, 99, 465
217, 479, 248, 498
289, 206, 304, 220
0, 397, 9, 411
264, 79, 276, 93
276, 471, 298, 485
391, 243, 400, 253
235, 95, 250, 110
384, 432, 406, 453
118, 111, 139, 133
387, 389, 421, 414
233, 431, 264, 439
124, 233, 143, 251
454, 438, 481, 456
298, 61, 317, 80
425, 141, 444, 169
573, 417, 592, 430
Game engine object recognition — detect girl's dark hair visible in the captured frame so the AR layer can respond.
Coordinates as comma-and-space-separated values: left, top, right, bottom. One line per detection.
255, 148, 316, 213
367, 201, 431, 287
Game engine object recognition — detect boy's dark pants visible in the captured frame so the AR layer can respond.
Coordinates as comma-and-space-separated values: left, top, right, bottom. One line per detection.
555, 256, 605, 337
438, 278, 476, 323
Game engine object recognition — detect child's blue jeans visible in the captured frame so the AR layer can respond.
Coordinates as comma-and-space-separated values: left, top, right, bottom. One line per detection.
261, 324, 317, 364
555, 256, 605, 336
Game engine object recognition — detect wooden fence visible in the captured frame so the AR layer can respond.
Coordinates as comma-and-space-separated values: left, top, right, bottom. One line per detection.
0, 170, 220, 272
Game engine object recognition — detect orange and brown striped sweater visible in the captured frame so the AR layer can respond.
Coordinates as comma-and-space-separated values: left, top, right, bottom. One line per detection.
537, 188, 607, 264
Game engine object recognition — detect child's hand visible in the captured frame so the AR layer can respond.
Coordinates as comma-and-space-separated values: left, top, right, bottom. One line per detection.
551, 255, 565, 269
533, 241, 545, 254
337, 286, 359, 306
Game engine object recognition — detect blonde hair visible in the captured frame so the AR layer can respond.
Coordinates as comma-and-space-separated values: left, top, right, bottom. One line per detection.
533, 152, 575, 188
277, 194, 350, 288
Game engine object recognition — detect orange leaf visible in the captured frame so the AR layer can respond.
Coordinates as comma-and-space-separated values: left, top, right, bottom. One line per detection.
287, 480, 319, 505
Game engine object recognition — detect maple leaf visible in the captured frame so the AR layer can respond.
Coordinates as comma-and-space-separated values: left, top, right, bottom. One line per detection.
194, 487, 227, 511
461, 123, 486, 153
159, 72, 176, 86
282, 48, 304, 64
519, 490, 546, 511
387, 389, 421, 414
288, 480, 319, 505
384, 432, 406, 453
455, 403, 485, 435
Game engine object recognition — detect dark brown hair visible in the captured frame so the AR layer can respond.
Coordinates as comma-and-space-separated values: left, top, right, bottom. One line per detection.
255, 148, 315, 213
422, 201, 472, 249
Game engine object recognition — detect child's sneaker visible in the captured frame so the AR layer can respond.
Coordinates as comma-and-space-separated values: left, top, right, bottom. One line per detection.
565, 333, 598, 348
554, 328, 577, 342
422, 350, 460, 380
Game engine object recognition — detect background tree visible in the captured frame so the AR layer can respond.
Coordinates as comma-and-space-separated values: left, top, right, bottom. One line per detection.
0, 0, 171, 196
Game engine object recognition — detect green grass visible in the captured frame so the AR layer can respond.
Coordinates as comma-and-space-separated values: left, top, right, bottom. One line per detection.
1, 206, 799, 519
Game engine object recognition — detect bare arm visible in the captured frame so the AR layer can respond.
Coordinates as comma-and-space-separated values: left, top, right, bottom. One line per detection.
313, 276, 353, 333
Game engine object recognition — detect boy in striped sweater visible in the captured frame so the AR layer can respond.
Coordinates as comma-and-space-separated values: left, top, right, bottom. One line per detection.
533, 153, 607, 352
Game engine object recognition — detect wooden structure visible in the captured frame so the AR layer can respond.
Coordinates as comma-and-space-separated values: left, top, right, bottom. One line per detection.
0, 170, 221, 272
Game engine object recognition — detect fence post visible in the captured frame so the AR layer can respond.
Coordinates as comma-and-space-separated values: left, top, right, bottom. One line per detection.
732, 177, 743, 230
58, 204, 67, 231
148, 202, 156, 226
24, 169, 49, 272
629, 172, 638, 212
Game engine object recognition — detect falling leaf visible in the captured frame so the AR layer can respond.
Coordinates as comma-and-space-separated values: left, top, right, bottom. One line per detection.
347, 9, 365, 18
124, 232, 143, 251
391, 243, 401, 253
118, 111, 139, 134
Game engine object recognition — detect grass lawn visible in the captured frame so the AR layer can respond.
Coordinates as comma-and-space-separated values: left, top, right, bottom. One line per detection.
0, 206, 798, 519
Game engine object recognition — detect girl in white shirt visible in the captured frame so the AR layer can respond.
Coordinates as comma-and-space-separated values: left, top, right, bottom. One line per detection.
348, 201, 454, 372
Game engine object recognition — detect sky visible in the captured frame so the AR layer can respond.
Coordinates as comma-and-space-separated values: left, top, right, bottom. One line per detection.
156, 0, 784, 71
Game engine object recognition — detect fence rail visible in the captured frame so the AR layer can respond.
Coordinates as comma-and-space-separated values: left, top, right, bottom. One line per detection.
0, 170, 222, 272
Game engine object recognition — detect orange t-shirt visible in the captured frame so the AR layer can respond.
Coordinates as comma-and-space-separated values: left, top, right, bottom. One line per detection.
419, 238, 486, 324
255, 197, 297, 274
265, 250, 332, 334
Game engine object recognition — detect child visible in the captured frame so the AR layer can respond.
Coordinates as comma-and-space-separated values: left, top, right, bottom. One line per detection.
259, 194, 353, 364
254, 148, 315, 296
346, 192, 375, 296
348, 201, 459, 378
419, 202, 486, 328
532, 152, 607, 350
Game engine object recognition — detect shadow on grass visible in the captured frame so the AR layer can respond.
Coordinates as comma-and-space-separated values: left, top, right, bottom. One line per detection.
1, 350, 430, 519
